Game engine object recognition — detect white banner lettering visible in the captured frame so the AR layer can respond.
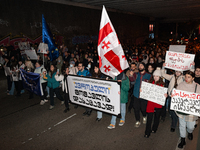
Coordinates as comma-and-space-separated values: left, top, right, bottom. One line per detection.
67, 75, 120, 115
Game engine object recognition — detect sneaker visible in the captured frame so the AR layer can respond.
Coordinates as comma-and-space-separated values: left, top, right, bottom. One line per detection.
119, 120, 125, 126
40, 100, 45, 105
44, 99, 48, 103
49, 105, 54, 110
107, 124, 115, 129
143, 116, 147, 124
135, 121, 141, 128
47, 95, 50, 98
54, 94, 56, 97
61, 101, 64, 105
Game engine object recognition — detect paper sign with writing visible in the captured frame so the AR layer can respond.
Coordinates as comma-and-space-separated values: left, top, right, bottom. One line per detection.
140, 81, 167, 106
169, 45, 186, 53
170, 89, 200, 116
37, 43, 48, 54
67, 75, 120, 115
25, 49, 38, 60
165, 51, 195, 71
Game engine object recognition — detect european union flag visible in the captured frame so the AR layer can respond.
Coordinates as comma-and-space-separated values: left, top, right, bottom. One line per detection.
42, 14, 59, 61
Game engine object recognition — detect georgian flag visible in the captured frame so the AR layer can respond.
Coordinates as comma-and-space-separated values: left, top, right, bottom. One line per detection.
98, 6, 129, 78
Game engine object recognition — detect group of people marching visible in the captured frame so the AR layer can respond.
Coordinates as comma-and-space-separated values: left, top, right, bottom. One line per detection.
1, 40, 200, 149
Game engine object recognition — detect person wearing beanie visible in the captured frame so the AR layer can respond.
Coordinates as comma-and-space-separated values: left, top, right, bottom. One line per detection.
144, 69, 167, 138
69, 60, 78, 75
130, 62, 151, 128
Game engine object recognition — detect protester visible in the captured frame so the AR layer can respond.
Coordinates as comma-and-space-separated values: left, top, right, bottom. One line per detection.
34, 60, 48, 105
77, 62, 92, 115
131, 62, 151, 127
55, 66, 70, 113
144, 69, 167, 138
107, 72, 130, 129
3, 56, 11, 95
69, 60, 78, 75
161, 62, 195, 132
174, 71, 200, 148
43, 64, 64, 110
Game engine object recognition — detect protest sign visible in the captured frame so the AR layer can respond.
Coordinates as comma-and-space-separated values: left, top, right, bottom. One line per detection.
67, 75, 120, 115
140, 81, 167, 106
25, 49, 38, 60
165, 51, 195, 71
170, 89, 200, 116
20, 69, 43, 96
37, 43, 48, 54
169, 45, 186, 53
18, 42, 30, 50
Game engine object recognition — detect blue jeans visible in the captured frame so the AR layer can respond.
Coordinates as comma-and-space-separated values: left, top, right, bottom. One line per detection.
111, 103, 126, 125
179, 116, 195, 138
97, 111, 102, 119
9, 82, 15, 95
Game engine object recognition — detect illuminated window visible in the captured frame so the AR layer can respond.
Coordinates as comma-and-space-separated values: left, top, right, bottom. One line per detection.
149, 24, 153, 32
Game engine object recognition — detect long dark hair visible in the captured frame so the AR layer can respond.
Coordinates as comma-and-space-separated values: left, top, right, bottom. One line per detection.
49, 64, 57, 78
149, 75, 164, 86
92, 65, 102, 78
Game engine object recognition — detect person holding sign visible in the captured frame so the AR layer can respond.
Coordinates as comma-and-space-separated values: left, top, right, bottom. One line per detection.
161, 62, 195, 132
144, 69, 167, 138
107, 72, 130, 129
172, 71, 200, 149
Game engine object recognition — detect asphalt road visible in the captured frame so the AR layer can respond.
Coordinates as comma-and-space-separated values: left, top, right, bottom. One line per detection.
0, 75, 199, 150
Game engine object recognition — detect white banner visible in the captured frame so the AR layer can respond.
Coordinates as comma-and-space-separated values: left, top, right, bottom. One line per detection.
67, 75, 120, 115
169, 45, 186, 53
25, 49, 38, 60
170, 89, 200, 116
140, 81, 168, 106
165, 51, 195, 71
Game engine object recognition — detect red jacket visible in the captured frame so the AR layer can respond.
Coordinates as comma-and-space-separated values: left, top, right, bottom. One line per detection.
146, 81, 163, 113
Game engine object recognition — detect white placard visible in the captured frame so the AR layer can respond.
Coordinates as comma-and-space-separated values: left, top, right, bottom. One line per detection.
169, 45, 186, 53
140, 81, 168, 106
37, 43, 48, 54
25, 49, 38, 60
165, 51, 195, 71
18, 42, 30, 50
67, 75, 121, 115
170, 89, 200, 116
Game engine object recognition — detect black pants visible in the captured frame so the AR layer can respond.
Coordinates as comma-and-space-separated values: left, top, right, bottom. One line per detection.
145, 108, 162, 136
128, 95, 134, 111
50, 87, 64, 106
7, 75, 12, 91
40, 82, 47, 100
64, 93, 69, 109
14, 81, 20, 95
133, 96, 147, 121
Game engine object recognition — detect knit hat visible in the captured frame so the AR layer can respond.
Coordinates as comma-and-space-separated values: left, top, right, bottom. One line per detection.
153, 69, 161, 77
70, 61, 75, 64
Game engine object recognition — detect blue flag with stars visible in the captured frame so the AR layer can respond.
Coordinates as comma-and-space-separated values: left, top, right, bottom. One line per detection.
42, 14, 59, 61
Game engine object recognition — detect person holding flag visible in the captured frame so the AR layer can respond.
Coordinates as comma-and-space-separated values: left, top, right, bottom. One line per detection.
97, 6, 129, 128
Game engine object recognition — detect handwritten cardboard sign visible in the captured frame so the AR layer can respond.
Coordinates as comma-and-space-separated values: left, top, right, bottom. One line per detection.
170, 89, 200, 116
165, 51, 195, 71
140, 81, 167, 106
67, 75, 120, 115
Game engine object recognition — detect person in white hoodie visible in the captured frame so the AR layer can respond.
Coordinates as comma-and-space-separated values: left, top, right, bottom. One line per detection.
55, 66, 70, 113
34, 60, 48, 105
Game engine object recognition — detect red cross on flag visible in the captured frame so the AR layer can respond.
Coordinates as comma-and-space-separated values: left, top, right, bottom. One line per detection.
98, 6, 129, 78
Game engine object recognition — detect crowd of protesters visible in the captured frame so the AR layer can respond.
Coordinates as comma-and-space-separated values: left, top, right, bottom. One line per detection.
1, 39, 200, 149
